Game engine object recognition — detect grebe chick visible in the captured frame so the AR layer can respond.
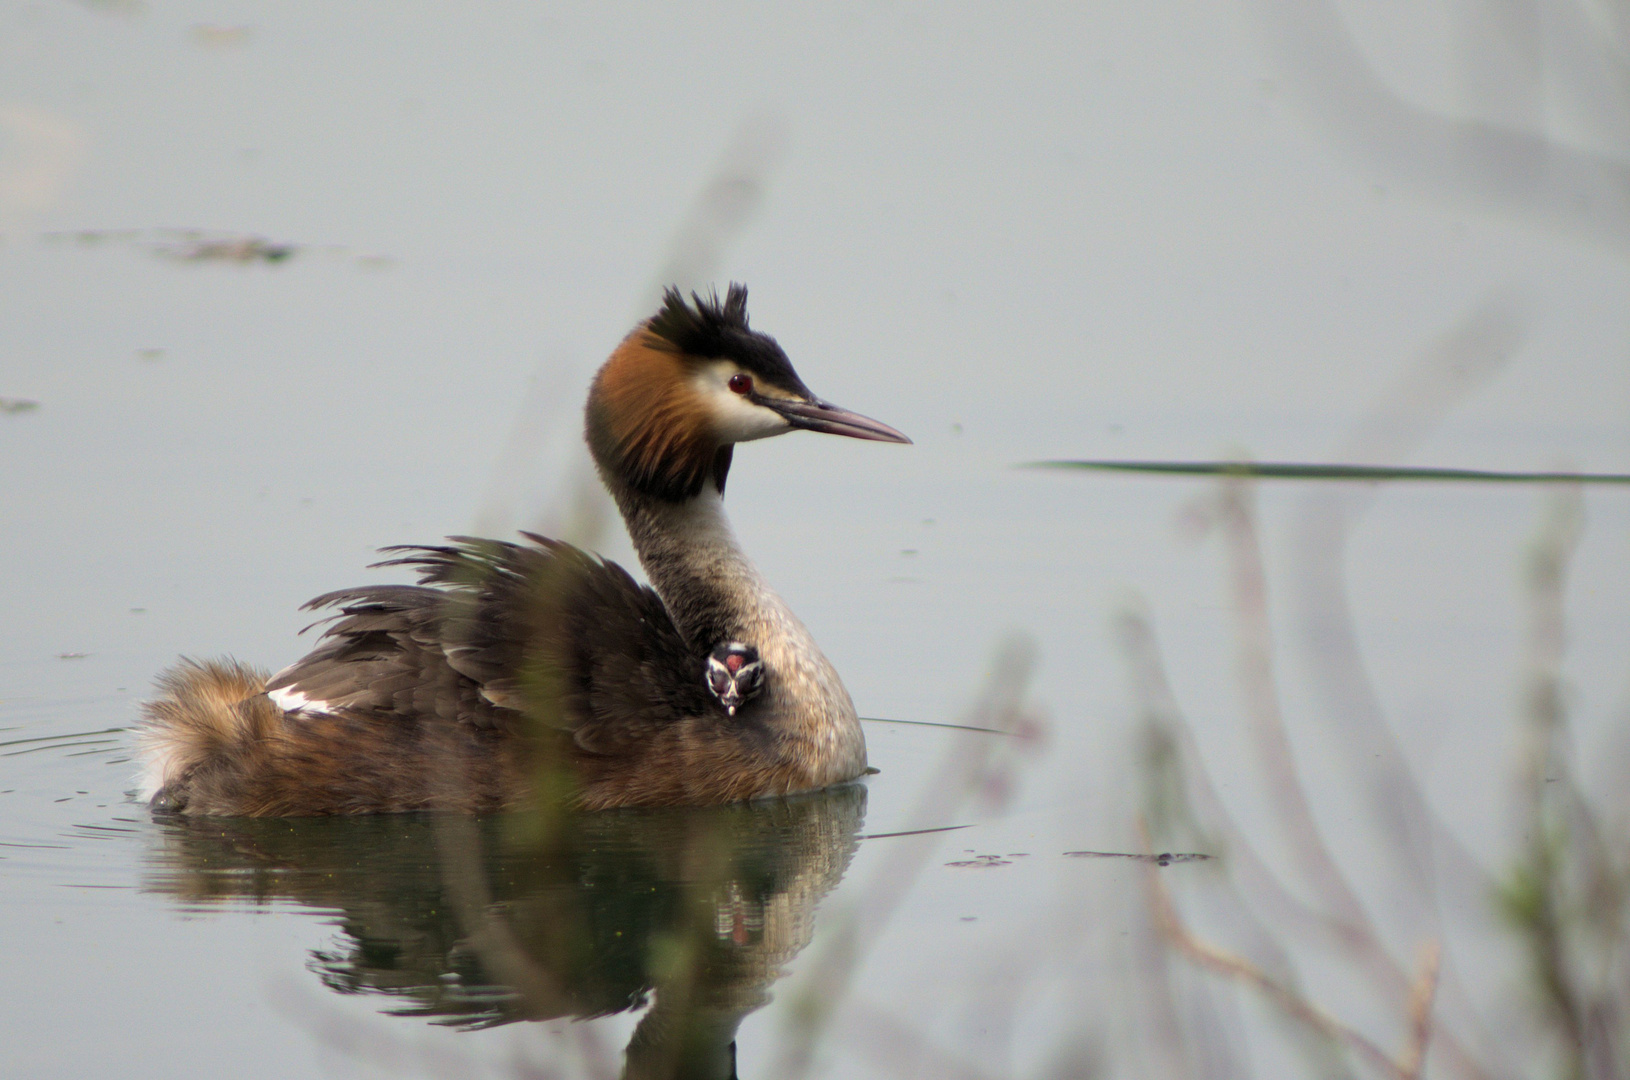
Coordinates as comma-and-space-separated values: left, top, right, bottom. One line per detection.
137, 285, 910, 815
706, 641, 764, 716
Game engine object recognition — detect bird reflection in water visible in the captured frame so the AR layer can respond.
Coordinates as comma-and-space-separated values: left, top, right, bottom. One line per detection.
143, 783, 866, 1079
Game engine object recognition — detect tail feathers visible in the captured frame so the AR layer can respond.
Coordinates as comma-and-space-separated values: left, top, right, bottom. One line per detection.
137, 658, 277, 808
136, 655, 528, 815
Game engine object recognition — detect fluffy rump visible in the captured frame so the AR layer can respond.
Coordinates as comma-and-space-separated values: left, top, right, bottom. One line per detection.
136, 658, 276, 805
135, 656, 531, 815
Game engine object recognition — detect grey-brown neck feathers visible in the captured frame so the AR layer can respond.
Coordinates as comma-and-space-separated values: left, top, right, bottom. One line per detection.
612, 485, 760, 650
614, 484, 865, 782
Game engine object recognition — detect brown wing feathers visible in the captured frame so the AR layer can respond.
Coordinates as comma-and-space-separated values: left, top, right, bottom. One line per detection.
267, 584, 498, 727
269, 536, 712, 752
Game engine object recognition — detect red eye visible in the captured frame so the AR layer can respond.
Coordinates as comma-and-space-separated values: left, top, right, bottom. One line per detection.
728, 373, 752, 395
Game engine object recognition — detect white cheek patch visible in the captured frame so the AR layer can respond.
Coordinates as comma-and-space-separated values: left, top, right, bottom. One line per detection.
268, 684, 333, 716
693, 364, 792, 443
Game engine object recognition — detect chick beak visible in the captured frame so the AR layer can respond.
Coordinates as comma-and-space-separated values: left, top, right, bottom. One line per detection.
765, 397, 912, 444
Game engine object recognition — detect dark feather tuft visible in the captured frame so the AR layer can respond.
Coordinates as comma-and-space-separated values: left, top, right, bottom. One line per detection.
646, 284, 751, 353
642, 284, 812, 396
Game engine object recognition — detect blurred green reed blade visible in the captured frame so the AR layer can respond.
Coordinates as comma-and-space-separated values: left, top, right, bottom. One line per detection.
858, 716, 1011, 735
1028, 460, 1630, 484
858, 824, 973, 840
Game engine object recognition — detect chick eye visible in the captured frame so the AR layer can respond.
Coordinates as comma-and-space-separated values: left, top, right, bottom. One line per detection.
728, 373, 752, 395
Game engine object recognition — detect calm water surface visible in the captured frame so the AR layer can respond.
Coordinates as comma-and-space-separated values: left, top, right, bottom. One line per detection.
3, 3, 1628, 1078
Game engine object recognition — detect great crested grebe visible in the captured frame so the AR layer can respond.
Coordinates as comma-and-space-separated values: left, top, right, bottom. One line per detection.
137, 285, 909, 815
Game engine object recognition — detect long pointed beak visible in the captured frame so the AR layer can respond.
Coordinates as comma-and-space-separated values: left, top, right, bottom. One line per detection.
766, 397, 912, 444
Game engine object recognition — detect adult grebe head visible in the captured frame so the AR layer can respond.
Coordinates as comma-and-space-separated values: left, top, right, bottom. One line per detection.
585, 284, 910, 503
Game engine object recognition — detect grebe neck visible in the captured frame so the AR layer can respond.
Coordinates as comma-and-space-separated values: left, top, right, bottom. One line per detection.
604, 463, 868, 787
611, 484, 770, 650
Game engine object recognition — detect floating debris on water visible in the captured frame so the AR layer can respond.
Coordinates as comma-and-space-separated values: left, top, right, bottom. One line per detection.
41, 228, 393, 269
43, 228, 293, 262
45, 229, 141, 246
1064, 849, 1213, 866
946, 854, 1012, 868
56, 652, 90, 660
191, 24, 253, 48
157, 233, 295, 263
73, 0, 144, 15
0, 398, 40, 414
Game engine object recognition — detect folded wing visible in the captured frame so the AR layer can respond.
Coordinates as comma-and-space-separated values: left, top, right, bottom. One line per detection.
265, 534, 714, 754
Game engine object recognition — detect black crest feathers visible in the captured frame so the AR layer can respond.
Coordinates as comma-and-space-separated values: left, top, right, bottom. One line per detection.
646, 284, 752, 355
642, 285, 811, 396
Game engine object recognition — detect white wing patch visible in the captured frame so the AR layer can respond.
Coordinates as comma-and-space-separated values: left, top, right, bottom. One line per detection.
267, 684, 334, 716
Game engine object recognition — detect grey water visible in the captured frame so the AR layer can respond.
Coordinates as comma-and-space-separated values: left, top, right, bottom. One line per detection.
3, 4, 1628, 1078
